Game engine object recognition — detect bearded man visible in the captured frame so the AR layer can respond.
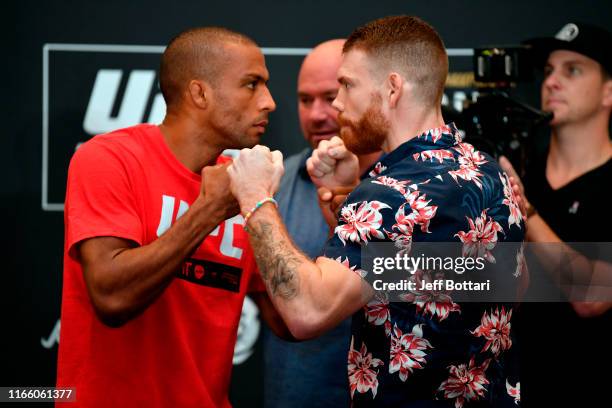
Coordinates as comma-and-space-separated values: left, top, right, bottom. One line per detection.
229, 16, 525, 407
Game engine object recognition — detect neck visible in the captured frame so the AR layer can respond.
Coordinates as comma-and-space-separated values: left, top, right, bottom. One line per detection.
548, 114, 612, 177
384, 106, 445, 152
159, 111, 224, 174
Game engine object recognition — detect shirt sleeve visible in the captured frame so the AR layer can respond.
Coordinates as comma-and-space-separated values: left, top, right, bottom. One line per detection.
64, 139, 143, 257
323, 180, 406, 275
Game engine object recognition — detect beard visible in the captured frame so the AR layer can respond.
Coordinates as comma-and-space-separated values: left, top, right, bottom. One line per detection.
338, 94, 389, 155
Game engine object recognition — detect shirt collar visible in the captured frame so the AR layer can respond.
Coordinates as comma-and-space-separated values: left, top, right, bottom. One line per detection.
369, 122, 461, 176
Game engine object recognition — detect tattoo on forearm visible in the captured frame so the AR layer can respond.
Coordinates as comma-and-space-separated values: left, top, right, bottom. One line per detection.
248, 219, 303, 300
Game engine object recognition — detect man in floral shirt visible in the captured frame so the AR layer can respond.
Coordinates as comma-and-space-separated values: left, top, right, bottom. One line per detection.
228, 16, 525, 407
320, 118, 524, 406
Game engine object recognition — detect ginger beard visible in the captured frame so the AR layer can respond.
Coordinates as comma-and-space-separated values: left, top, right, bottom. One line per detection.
338, 94, 389, 155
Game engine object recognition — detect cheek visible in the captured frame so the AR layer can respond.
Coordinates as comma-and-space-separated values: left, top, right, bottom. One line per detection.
540, 84, 548, 102
326, 106, 339, 123
574, 82, 601, 111
343, 96, 364, 120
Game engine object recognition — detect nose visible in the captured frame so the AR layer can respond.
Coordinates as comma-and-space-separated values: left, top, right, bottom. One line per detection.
308, 99, 329, 122
542, 69, 561, 91
261, 85, 277, 112
332, 91, 344, 112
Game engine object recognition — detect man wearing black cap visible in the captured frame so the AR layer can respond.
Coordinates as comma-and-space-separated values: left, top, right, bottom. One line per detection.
500, 22, 612, 405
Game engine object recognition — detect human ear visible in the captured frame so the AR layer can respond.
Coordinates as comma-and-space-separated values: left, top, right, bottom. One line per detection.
188, 80, 208, 109
387, 72, 403, 108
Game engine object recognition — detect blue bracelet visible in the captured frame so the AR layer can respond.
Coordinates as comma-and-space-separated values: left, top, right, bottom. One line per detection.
244, 197, 278, 230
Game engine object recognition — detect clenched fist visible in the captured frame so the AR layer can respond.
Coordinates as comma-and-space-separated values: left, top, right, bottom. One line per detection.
200, 162, 241, 221
227, 145, 284, 213
306, 136, 359, 191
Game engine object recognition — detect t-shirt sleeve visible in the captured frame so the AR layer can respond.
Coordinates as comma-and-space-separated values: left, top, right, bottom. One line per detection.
64, 139, 143, 256
323, 181, 406, 275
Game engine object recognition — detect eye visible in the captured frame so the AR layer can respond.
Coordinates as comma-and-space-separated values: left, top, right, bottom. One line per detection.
246, 81, 258, 90
299, 96, 313, 106
568, 65, 582, 76
543, 66, 553, 78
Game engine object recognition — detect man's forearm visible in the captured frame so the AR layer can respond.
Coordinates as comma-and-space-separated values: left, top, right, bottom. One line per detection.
244, 204, 370, 339
246, 204, 309, 301
81, 197, 228, 326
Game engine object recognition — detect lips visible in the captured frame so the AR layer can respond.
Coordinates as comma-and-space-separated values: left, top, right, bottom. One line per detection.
545, 100, 566, 110
254, 120, 269, 127
544, 94, 565, 105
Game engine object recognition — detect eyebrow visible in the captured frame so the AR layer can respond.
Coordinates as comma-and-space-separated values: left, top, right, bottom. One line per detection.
243, 74, 268, 83
546, 59, 586, 68
297, 90, 338, 97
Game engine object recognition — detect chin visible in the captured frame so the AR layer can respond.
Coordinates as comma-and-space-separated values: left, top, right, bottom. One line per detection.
243, 132, 263, 148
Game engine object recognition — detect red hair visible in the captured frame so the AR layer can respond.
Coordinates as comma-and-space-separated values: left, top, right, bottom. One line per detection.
344, 16, 448, 106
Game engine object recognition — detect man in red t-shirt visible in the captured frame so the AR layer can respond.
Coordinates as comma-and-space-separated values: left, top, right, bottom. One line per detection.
56, 27, 290, 407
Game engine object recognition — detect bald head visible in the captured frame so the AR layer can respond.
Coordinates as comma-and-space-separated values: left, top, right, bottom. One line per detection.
159, 27, 257, 110
298, 39, 345, 85
298, 39, 345, 147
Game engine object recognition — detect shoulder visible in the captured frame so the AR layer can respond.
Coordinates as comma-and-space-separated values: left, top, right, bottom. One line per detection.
71, 124, 152, 167
346, 175, 408, 208
584, 156, 612, 181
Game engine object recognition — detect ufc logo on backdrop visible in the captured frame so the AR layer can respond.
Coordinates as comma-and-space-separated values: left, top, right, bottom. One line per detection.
42, 43, 166, 211
83, 69, 166, 135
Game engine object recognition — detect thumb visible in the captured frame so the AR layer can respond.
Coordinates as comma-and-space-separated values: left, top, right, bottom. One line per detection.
328, 143, 352, 160
317, 187, 333, 202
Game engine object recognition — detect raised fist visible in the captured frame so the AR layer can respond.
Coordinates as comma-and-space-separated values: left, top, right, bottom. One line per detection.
228, 145, 284, 213
306, 136, 360, 191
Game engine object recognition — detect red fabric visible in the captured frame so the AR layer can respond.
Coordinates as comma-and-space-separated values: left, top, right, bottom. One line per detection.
57, 124, 263, 407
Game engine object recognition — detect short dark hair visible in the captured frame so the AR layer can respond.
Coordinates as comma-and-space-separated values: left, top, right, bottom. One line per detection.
344, 16, 448, 107
159, 27, 257, 109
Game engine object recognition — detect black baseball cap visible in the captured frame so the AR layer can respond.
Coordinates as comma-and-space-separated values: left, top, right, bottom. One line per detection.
524, 22, 612, 75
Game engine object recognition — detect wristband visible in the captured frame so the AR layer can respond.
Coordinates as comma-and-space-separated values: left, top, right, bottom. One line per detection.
244, 197, 278, 230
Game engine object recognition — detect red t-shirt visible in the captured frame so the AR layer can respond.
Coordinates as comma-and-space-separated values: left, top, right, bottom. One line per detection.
57, 124, 264, 407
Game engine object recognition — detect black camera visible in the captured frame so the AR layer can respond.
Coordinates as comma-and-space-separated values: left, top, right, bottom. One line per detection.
456, 46, 553, 175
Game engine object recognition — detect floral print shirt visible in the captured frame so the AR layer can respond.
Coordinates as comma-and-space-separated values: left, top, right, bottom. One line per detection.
324, 123, 524, 407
